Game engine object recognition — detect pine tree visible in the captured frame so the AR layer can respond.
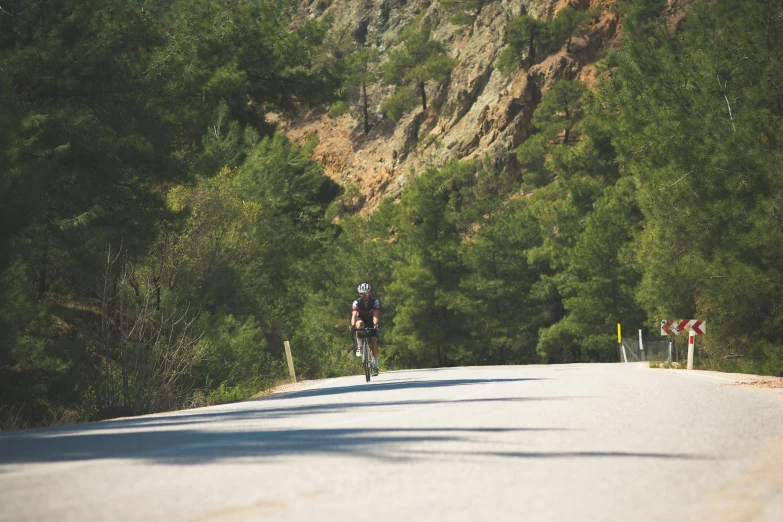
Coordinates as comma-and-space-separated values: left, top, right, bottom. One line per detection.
601, 0, 783, 373
532, 81, 587, 146
459, 195, 544, 365
441, 0, 496, 26
496, 8, 596, 74
345, 48, 381, 134
548, 7, 597, 54
383, 161, 480, 367
381, 22, 454, 119
0, 0, 348, 425
496, 14, 549, 74
517, 81, 588, 189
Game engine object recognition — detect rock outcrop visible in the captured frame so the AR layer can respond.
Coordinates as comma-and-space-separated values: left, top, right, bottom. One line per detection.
278, 0, 623, 213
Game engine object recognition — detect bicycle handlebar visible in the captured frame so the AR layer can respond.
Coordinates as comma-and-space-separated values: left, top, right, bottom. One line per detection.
355, 327, 379, 338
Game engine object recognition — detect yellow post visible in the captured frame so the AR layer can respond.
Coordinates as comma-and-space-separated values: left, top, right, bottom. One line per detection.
283, 340, 296, 383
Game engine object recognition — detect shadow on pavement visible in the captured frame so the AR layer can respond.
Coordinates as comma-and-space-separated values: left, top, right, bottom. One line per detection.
0, 373, 709, 467
0, 424, 710, 466
1, 375, 550, 435
61, 395, 584, 432
261, 376, 548, 401
0, 426, 574, 466
409, 449, 714, 461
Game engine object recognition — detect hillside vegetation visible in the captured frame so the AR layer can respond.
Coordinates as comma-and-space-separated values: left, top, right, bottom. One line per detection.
1, 0, 781, 429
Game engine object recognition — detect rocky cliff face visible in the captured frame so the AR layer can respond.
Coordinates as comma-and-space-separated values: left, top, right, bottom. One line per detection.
278, 0, 623, 213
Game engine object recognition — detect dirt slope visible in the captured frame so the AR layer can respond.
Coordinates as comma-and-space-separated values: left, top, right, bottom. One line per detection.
278, 0, 690, 214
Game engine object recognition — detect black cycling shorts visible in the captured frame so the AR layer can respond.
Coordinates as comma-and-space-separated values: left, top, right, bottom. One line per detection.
355, 314, 376, 327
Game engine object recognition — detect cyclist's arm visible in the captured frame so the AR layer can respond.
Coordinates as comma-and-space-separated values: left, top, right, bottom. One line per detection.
351, 309, 360, 327
372, 308, 379, 327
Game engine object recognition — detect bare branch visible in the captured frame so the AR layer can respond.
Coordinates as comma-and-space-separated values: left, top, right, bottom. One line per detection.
0, 1, 44, 17
717, 75, 736, 133
660, 171, 692, 190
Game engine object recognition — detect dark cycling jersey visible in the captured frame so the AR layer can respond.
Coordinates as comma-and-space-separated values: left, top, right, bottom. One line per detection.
352, 296, 379, 320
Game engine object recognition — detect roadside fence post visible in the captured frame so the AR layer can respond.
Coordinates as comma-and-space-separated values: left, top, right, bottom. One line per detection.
638, 329, 645, 361
686, 330, 695, 370
618, 323, 627, 362
283, 340, 297, 383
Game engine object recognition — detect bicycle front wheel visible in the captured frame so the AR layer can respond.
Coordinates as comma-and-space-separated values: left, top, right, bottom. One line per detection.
363, 340, 371, 382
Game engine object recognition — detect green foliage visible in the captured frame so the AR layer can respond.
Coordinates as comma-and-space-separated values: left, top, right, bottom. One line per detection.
329, 101, 350, 118
495, 46, 522, 76
548, 7, 597, 53
532, 81, 588, 145
0, 0, 345, 426
617, 0, 668, 26
204, 314, 270, 387
343, 158, 550, 369
0, 260, 72, 428
517, 81, 589, 190
510, 72, 646, 363
206, 381, 247, 406
536, 178, 645, 362
346, 48, 381, 89
497, 8, 595, 74
458, 196, 545, 365
342, 48, 380, 132
382, 23, 454, 114
600, 0, 783, 374
380, 86, 419, 122
382, 161, 478, 367
441, 0, 497, 26
497, 14, 549, 73
5, 0, 783, 429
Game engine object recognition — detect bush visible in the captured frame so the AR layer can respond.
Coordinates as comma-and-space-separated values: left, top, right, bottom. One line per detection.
380, 86, 419, 122
328, 100, 349, 118
206, 381, 246, 405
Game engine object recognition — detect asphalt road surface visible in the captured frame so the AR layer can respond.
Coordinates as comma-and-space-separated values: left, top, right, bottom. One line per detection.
2, 363, 783, 521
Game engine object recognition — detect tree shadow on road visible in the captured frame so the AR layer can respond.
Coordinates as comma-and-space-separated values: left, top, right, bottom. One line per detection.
0, 373, 712, 467
0, 426, 571, 466
409, 449, 715, 460
261, 375, 548, 401
0, 423, 712, 467
62, 395, 580, 432
1, 374, 551, 435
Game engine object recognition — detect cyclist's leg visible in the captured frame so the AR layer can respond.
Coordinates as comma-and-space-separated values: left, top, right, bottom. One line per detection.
354, 319, 365, 356
370, 336, 379, 374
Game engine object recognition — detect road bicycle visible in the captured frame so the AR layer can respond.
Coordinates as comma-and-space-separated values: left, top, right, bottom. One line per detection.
353, 327, 378, 382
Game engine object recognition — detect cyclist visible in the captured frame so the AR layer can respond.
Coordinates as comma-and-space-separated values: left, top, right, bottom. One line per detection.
348, 283, 380, 376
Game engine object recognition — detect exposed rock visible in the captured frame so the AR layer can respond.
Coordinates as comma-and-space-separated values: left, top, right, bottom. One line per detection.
279, 0, 686, 213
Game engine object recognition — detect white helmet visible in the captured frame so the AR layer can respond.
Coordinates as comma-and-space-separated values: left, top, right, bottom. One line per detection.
357, 283, 372, 294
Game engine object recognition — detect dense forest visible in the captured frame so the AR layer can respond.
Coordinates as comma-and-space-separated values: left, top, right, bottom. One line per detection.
1, 0, 781, 430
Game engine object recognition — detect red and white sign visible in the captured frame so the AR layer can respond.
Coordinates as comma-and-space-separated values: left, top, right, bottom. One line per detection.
660, 319, 706, 336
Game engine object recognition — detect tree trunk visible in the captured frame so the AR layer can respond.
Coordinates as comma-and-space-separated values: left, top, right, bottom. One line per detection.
419, 81, 427, 110
362, 82, 369, 134
119, 265, 128, 409
37, 251, 47, 300
153, 276, 161, 311
528, 36, 536, 65
491, 249, 506, 365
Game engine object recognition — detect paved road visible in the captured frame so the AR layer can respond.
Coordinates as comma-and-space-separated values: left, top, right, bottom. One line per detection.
2, 363, 783, 521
